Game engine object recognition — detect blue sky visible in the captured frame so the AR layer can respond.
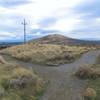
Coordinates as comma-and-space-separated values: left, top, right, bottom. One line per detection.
0, 0, 100, 41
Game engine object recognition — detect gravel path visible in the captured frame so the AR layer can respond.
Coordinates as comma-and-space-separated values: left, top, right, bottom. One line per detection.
1, 50, 100, 100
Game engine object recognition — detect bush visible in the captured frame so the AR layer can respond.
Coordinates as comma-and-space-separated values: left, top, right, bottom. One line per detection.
12, 67, 35, 78
75, 67, 100, 79
8, 67, 43, 89
83, 88, 96, 100
0, 64, 45, 100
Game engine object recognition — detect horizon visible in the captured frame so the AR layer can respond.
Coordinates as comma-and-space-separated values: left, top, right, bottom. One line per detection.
0, 0, 100, 42
0, 34, 100, 43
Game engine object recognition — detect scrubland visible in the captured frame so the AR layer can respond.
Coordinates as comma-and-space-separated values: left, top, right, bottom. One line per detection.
1, 42, 95, 66
75, 55, 100, 100
0, 38, 100, 100
0, 56, 45, 100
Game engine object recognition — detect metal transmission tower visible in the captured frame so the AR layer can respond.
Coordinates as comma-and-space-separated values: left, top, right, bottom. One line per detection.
22, 19, 27, 44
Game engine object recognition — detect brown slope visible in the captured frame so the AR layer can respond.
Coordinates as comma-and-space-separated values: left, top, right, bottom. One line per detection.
33, 34, 77, 45
32, 34, 100, 45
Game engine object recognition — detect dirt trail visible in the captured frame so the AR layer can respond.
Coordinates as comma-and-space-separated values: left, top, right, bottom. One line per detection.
1, 50, 100, 100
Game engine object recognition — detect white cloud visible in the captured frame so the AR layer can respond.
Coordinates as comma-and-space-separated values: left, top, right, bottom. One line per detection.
68, 32, 100, 40
1, 0, 83, 24
45, 18, 82, 32
30, 24, 39, 29
16, 0, 83, 20
0, 31, 17, 40
0, 0, 97, 40
0, 32, 14, 36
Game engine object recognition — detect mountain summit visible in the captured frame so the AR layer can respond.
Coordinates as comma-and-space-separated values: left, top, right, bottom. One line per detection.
33, 34, 100, 45
34, 34, 75, 45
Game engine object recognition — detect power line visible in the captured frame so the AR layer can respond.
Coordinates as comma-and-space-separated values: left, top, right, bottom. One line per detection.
22, 19, 27, 44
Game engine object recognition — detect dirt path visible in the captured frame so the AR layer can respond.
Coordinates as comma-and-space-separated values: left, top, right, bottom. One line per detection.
1, 50, 100, 100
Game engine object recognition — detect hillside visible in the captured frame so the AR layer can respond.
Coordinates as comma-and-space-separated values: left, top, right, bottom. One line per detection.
1, 34, 95, 65
0, 56, 45, 100
1, 44, 100, 100
33, 34, 100, 45
1, 34, 99, 66
0, 34, 100, 100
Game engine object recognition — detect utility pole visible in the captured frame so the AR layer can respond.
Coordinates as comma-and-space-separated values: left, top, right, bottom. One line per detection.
22, 19, 27, 44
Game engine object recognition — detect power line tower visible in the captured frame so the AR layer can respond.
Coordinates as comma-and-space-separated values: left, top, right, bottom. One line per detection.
22, 19, 27, 44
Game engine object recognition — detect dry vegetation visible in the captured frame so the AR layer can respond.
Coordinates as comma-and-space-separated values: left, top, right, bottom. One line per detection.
75, 66, 100, 79
0, 56, 45, 100
1, 42, 94, 65
75, 56, 100, 100
83, 88, 97, 100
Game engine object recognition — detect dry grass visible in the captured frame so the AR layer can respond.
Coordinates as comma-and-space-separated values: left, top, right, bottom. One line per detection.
0, 56, 45, 100
75, 57, 100, 100
75, 66, 100, 79
1, 43, 92, 65
83, 87, 96, 100
0, 56, 7, 64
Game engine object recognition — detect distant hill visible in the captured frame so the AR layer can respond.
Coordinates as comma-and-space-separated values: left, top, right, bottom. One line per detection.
33, 34, 100, 45
0, 42, 23, 48
1, 34, 100, 47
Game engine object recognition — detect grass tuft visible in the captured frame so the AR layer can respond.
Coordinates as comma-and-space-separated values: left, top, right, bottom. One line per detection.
0, 56, 45, 100
1, 43, 91, 65
75, 66, 100, 79
83, 87, 96, 100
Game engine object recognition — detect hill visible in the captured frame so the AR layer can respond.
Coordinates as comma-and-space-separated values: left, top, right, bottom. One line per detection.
1, 34, 99, 66
33, 34, 100, 45
1, 35, 94, 65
